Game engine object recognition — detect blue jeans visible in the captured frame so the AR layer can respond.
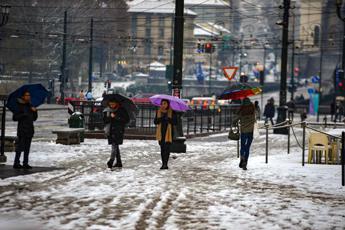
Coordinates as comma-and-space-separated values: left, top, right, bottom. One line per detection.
240, 133, 253, 160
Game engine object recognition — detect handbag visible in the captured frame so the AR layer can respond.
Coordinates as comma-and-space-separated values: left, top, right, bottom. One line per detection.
104, 123, 111, 137
228, 122, 240, 140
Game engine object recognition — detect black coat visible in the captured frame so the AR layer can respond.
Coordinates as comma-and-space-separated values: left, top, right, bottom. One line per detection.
12, 99, 38, 138
154, 111, 177, 144
263, 102, 275, 118
103, 107, 130, 145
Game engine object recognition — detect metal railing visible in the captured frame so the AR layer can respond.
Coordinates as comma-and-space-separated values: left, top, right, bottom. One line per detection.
260, 119, 345, 186
69, 100, 241, 136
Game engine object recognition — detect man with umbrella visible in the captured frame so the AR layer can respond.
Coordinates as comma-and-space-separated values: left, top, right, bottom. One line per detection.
102, 94, 135, 169
6, 84, 49, 169
12, 91, 38, 169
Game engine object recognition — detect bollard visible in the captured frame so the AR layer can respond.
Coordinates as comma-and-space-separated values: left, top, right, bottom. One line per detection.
342, 132, 345, 186
302, 121, 306, 166
265, 122, 269, 164
323, 116, 327, 128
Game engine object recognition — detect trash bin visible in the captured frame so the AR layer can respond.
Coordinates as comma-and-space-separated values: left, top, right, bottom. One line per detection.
68, 112, 85, 142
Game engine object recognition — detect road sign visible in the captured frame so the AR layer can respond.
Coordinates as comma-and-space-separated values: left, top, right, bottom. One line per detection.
223, 67, 238, 81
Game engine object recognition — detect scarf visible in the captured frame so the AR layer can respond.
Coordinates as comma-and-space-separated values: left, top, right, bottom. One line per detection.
155, 108, 173, 143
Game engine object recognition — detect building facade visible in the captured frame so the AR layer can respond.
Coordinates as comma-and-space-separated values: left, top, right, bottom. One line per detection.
127, 0, 196, 74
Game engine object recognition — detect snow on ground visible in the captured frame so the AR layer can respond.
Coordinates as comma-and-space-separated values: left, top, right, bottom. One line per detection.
0, 130, 344, 229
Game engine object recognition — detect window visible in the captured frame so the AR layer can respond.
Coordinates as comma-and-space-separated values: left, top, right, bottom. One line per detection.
313, 25, 320, 47
144, 41, 151, 56
145, 16, 151, 38
131, 15, 137, 37
158, 45, 164, 56
159, 16, 165, 38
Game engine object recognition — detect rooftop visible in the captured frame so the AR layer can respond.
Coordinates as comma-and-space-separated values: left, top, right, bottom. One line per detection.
128, 0, 197, 15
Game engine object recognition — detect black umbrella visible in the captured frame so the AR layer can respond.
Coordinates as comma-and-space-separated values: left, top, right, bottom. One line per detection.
102, 94, 138, 120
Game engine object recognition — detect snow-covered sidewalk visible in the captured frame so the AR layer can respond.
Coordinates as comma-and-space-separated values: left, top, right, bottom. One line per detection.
0, 133, 344, 230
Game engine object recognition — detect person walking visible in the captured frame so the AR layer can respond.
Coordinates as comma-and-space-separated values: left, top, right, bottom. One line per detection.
154, 99, 177, 170
235, 97, 256, 170
85, 90, 93, 101
287, 99, 296, 121
103, 99, 130, 168
263, 98, 275, 125
79, 90, 85, 100
330, 101, 335, 121
12, 91, 38, 169
254, 100, 260, 120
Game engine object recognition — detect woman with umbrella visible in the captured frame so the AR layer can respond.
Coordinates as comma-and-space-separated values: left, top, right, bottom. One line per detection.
103, 95, 130, 169
150, 94, 189, 169
154, 99, 177, 170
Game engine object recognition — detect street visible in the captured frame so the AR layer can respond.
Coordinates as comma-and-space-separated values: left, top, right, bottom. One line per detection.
0, 131, 344, 229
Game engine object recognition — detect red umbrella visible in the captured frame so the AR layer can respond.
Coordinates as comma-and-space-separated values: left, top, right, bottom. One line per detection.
218, 83, 262, 100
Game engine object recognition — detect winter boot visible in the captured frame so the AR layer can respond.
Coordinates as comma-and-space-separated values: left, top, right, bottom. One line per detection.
242, 159, 248, 170
107, 159, 114, 169
160, 164, 168, 170
239, 157, 244, 168
23, 164, 32, 169
13, 164, 23, 169
114, 155, 122, 168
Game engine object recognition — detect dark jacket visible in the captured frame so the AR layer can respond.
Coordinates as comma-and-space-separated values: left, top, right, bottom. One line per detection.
263, 102, 275, 118
235, 102, 256, 134
103, 107, 130, 145
12, 99, 38, 137
154, 111, 177, 144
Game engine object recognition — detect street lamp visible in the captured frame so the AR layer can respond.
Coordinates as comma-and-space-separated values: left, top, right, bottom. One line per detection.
0, 5, 10, 27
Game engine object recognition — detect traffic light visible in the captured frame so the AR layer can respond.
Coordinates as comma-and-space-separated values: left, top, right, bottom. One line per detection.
204, 43, 213, 53
222, 35, 231, 50
336, 70, 345, 94
165, 64, 173, 80
288, 84, 296, 93
167, 81, 172, 92
239, 74, 248, 83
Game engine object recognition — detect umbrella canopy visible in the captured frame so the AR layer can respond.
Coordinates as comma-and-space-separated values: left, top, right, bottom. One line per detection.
218, 83, 262, 100
6, 84, 49, 113
101, 94, 138, 120
149, 94, 189, 112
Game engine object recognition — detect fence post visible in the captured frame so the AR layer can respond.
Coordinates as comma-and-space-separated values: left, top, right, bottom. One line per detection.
265, 122, 269, 164
213, 108, 216, 131
218, 108, 222, 131
194, 107, 197, 134
341, 132, 345, 186
200, 109, 203, 133
287, 119, 291, 154
302, 121, 306, 166
237, 139, 239, 158
207, 109, 210, 132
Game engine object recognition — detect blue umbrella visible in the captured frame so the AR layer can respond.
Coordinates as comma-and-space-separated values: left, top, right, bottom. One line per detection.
6, 84, 49, 113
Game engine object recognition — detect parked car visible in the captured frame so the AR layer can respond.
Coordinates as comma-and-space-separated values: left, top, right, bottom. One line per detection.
190, 97, 218, 110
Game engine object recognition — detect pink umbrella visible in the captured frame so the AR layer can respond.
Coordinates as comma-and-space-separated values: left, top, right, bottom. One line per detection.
149, 94, 190, 112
